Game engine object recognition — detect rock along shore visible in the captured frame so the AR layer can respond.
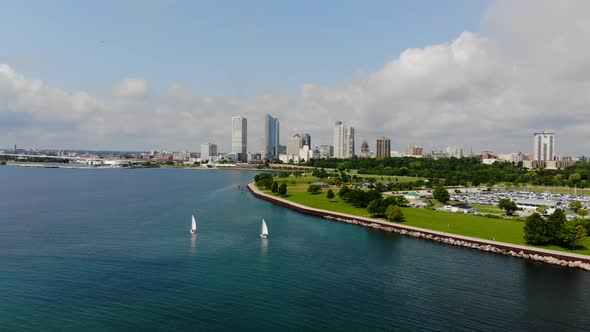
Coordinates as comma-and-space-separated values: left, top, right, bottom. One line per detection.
247, 182, 590, 271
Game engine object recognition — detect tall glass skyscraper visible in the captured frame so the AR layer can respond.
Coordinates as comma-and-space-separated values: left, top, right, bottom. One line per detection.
231, 116, 247, 162
264, 114, 280, 160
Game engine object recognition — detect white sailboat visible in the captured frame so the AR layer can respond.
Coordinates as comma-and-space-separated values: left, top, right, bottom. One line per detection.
190, 215, 197, 234
260, 219, 269, 239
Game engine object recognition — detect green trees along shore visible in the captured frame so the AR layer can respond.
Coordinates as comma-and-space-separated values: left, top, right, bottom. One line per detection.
524, 210, 588, 248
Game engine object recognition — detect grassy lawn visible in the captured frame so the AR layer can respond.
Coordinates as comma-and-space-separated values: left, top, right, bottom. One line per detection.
471, 204, 504, 214
257, 177, 590, 256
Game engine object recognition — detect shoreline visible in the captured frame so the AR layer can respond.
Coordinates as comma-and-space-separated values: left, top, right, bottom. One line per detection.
247, 182, 590, 271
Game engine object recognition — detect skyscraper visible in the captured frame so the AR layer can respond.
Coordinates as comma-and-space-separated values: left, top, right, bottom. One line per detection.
534, 131, 555, 161
376, 137, 391, 159
200, 143, 217, 160
302, 133, 311, 148
333, 121, 344, 158
334, 121, 354, 158
264, 114, 280, 160
344, 126, 355, 158
231, 116, 247, 162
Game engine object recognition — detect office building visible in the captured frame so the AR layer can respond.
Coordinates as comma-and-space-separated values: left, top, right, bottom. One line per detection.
264, 114, 280, 160
231, 116, 247, 162
406, 144, 423, 157
287, 134, 303, 156
333, 121, 344, 158
200, 143, 217, 161
317, 145, 333, 158
534, 131, 555, 161
446, 146, 464, 158
302, 133, 311, 148
376, 137, 391, 159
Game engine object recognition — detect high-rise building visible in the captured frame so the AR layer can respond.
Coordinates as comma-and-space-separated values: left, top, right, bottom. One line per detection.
200, 143, 217, 160
316, 145, 333, 158
344, 126, 355, 158
446, 146, 464, 158
333, 121, 355, 158
302, 133, 311, 148
534, 131, 555, 161
406, 144, 423, 157
287, 134, 303, 156
376, 137, 391, 159
264, 114, 280, 160
333, 121, 344, 158
231, 116, 247, 162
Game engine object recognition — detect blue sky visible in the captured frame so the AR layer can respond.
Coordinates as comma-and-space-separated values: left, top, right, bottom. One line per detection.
0, 0, 489, 98
2, 0, 588, 155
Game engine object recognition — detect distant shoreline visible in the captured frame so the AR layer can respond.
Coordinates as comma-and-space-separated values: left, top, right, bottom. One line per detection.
248, 182, 590, 271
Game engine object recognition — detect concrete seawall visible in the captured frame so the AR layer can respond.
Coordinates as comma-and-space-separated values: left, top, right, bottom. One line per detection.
248, 182, 590, 271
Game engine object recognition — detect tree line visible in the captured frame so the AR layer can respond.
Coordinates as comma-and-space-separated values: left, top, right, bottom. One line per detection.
305, 157, 590, 188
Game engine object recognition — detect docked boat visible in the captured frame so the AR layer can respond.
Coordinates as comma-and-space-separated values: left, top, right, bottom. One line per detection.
190, 215, 197, 234
260, 219, 268, 239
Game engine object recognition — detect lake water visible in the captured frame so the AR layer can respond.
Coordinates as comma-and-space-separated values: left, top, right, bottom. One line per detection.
1, 167, 590, 331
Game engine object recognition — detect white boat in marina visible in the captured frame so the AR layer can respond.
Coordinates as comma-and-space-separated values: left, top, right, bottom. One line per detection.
190, 215, 197, 234
260, 219, 269, 239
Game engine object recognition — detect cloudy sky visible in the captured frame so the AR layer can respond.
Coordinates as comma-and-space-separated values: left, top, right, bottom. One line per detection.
1, 0, 589, 155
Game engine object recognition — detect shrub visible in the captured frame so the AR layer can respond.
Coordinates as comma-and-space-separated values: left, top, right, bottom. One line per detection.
386, 205, 405, 222
307, 184, 322, 194
278, 183, 288, 196
326, 189, 335, 199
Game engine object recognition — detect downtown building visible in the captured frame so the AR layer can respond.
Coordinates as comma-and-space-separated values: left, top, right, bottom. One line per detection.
264, 114, 280, 161
200, 143, 218, 161
376, 137, 391, 159
231, 116, 247, 162
533, 131, 555, 161
333, 121, 355, 158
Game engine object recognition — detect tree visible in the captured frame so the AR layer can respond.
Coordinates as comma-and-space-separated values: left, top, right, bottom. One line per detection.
498, 198, 518, 215
577, 209, 589, 216
569, 201, 583, 212
307, 184, 322, 194
278, 183, 288, 196
338, 185, 351, 198
271, 181, 279, 193
547, 209, 567, 243
367, 198, 384, 217
568, 173, 582, 186
386, 205, 405, 222
536, 205, 548, 215
433, 185, 450, 203
523, 213, 551, 244
326, 189, 335, 200
560, 219, 586, 248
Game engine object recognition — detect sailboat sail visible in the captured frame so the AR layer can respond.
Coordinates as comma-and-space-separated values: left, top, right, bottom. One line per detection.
261, 219, 268, 237
191, 215, 197, 233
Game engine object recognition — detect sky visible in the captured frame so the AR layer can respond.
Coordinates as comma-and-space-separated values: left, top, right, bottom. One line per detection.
1, 0, 589, 155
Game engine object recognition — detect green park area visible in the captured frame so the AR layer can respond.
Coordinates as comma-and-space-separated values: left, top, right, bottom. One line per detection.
255, 174, 590, 256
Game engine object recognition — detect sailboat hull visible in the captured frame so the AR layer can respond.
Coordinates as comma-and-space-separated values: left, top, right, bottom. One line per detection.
260, 234, 268, 239
190, 229, 196, 234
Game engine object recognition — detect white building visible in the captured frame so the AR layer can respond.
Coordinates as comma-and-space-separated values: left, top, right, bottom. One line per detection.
200, 143, 217, 161
333, 121, 344, 158
534, 131, 555, 161
497, 152, 525, 164
316, 145, 333, 158
287, 134, 303, 155
446, 146, 463, 158
333, 121, 355, 158
231, 116, 247, 162
299, 145, 313, 162
516, 199, 558, 215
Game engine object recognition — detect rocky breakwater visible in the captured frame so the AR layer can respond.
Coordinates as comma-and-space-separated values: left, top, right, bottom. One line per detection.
324, 216, 590, 271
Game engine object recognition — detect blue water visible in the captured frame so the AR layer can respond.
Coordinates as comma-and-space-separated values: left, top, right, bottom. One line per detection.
1, 167, 590, 331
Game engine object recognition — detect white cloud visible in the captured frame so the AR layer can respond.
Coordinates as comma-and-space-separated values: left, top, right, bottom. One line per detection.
113, 78, 149, 99
1, 0, 590, 155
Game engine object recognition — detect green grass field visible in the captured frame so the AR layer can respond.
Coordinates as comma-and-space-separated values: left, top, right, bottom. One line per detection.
258, 177, 590, 256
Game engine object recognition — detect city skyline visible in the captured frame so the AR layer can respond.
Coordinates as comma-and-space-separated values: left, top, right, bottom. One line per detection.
1, 1, 590, 155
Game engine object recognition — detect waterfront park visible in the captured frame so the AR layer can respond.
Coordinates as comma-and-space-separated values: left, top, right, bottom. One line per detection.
253, 170, 590, 257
